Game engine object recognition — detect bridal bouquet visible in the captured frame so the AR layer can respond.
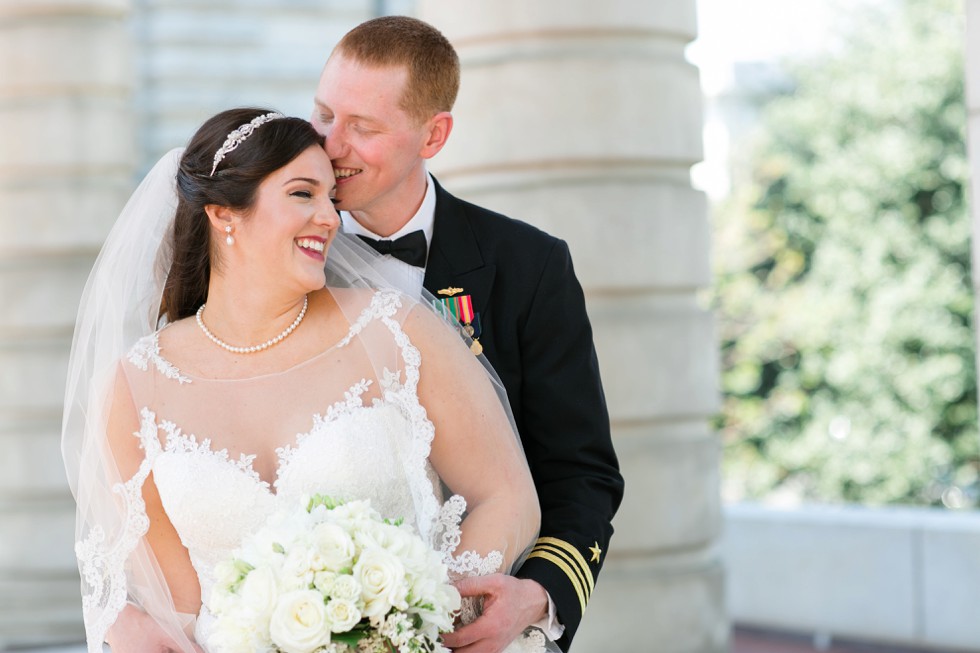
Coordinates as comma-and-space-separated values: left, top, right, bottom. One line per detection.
207, 495, 461, 653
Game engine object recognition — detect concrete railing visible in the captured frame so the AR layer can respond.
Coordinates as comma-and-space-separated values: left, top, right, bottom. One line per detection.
724, 503, 980, 651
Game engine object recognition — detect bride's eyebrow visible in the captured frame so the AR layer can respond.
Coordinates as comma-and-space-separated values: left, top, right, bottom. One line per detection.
283, 177, 320, 186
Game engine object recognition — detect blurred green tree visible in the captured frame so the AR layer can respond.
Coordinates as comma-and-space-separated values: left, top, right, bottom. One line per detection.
714, 0, 978, 507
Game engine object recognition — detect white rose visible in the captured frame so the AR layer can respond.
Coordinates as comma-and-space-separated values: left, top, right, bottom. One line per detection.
324, 598, 361, 633
354, 548, 408, 618
269, 590, 332, 653
238, 565, 279, 623
206, 618, 252, 652
311, 522, 356, 571
329, 573, 362, 602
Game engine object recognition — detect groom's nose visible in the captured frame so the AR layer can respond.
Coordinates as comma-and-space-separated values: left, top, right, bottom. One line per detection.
324, 128, 348, 160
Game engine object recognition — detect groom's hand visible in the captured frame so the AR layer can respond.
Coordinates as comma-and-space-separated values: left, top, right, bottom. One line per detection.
106, 603, 205, 653
442, 574, 549, 653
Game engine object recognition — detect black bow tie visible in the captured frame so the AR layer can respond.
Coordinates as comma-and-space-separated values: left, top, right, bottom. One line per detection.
357, 230, 428, 268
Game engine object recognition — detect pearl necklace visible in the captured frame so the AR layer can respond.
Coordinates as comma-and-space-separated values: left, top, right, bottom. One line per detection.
196, 295, 308, 354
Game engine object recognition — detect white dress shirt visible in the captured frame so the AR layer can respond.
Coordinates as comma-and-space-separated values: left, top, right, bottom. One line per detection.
340, 173, 437, 298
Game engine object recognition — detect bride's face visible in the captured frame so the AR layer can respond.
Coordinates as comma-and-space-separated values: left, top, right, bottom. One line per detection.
234, 145, 340, 293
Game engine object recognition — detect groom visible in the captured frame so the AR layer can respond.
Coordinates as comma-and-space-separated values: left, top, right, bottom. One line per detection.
317, 16, 623, 652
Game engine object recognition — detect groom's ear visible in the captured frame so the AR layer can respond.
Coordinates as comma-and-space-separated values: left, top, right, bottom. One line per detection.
419, 112, 453, 159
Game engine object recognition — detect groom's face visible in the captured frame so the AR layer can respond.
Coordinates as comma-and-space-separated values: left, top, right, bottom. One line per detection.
312, 53, 431, 221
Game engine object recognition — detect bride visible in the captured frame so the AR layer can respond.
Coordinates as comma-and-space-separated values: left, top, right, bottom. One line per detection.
62, 108, 543, 652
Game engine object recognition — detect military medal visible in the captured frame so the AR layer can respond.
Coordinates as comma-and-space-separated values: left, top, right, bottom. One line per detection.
432, 289, 483, 355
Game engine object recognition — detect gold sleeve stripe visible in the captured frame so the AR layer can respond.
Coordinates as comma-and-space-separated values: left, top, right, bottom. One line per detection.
533, 540, 592, 602
525, 550, 587, 614
534, 537, 595, 592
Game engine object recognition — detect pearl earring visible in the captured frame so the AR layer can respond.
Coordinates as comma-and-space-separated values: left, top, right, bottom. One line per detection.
225, 225, 234, 246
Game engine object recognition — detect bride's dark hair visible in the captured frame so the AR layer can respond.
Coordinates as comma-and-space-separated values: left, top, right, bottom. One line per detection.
160, 107, 325, 322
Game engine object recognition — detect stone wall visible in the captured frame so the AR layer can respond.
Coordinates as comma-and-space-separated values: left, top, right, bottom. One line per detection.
725, 504, 980, 651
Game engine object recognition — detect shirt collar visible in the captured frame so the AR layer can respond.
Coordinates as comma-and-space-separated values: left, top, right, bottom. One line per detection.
340, 171, 436, 244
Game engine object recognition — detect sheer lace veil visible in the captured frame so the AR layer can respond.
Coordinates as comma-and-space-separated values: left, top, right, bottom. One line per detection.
62, 147, 538, 650
62, 149, 193, 648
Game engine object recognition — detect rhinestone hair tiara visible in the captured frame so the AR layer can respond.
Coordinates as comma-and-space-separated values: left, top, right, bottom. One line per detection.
209, 111, 285, 176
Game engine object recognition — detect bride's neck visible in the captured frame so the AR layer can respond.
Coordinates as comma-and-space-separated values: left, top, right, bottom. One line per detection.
201, 277, 308, 345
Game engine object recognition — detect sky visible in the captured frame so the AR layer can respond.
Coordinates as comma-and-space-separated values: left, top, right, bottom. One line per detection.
688, 0, 836, 96
687, 0, 839, 198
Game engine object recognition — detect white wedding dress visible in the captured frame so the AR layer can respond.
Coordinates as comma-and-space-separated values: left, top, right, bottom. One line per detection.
75, 290, 545, 652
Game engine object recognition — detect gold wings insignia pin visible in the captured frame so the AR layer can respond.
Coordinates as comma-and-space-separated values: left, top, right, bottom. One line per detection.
437, 287, 463, 297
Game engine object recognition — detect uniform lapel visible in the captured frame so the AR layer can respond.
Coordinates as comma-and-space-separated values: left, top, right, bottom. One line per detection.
423, 180, 495, 320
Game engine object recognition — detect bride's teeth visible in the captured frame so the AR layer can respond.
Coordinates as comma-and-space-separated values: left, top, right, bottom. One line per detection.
297, 239, 324, 253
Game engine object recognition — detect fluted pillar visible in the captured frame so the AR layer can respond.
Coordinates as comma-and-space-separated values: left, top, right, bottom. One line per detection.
0, 0, 135, 646
417, 2, 726, 650
133, 0, 378, 169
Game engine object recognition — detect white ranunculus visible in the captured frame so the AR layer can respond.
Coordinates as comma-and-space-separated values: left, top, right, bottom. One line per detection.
325, 598, 361, 633
311, 522, 356, 571
329, 499, 380, 526
329, 573, 362, 602
269, 590, 332, 653
355, 521, 409, 559
313, 570, 337, 595
354, 548, 408, 618
280, 543, 316, 592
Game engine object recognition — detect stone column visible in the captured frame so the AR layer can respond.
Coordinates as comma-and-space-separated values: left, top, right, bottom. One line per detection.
417, 1, 726, 651
0, 0, 135, 647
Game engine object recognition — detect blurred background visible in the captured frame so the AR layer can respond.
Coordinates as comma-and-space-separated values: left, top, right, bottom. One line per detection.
1, 0, 979, 651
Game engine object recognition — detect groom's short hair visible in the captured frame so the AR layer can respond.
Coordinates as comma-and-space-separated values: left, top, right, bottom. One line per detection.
333, 16, 460, 124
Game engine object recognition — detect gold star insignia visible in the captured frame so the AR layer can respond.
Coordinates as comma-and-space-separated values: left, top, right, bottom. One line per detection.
588, 542, 602, 563
437, 287, 463, 296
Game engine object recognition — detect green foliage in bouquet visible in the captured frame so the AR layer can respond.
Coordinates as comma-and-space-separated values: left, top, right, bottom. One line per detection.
714, 0, 979, 507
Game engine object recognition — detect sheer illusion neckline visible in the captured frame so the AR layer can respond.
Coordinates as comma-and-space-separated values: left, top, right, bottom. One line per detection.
153, 319, 356, 384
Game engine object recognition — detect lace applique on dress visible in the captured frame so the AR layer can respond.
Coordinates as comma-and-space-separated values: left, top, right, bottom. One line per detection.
369, 301, 441, 548
336, 290, 403, 349
75, 409, 163, 652
126, 332, 191, 384
158, 419, 266, 489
